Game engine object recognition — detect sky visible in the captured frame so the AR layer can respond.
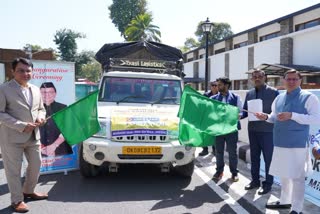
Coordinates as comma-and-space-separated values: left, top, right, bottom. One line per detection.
0, 0, 319, 53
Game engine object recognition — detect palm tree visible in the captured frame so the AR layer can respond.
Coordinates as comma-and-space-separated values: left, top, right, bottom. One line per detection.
125, 13, 161, 42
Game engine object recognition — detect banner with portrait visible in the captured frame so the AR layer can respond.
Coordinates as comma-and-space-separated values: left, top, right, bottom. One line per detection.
304, 89, 320, 206
29, 60, 78, 174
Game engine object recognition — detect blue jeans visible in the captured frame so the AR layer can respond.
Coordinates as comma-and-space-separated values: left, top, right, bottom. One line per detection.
215, 131, 238, 175
248, 131, 274, 188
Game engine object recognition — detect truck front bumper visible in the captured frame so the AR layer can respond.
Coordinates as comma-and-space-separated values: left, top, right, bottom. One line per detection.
82, 137, 195, 166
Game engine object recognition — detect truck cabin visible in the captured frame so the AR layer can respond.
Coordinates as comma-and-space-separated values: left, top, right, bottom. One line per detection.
98, 76, 181, 104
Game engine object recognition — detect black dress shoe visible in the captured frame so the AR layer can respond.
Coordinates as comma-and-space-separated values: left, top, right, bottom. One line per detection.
258, 187, 271, 195
23, 192, 48, 200
290, 211, 303, 214
244, 182, 260, 190
266, 201, 291, 209
199, 148, 209, 156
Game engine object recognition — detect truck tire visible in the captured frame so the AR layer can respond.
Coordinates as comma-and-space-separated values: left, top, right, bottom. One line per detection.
175, 160, 194, 177
79, 144, 99, 177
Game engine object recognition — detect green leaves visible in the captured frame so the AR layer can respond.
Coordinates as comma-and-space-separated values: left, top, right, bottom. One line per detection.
53, 28, 85, 62
109, 0, 147, 36
124, 13, 161, 42
195, 22, 233, 46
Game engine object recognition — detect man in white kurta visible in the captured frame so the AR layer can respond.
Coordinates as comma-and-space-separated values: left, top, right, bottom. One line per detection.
255, 70, 320, 214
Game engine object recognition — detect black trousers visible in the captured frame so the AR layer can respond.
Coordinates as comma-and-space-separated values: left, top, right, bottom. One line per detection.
248, 131, 274, 188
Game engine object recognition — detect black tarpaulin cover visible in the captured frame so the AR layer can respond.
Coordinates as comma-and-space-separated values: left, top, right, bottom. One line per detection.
95, 41, 183, 67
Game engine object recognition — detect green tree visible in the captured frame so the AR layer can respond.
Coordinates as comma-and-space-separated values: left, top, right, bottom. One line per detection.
80, 60, 102, 83
109, 0, 147, 37
23, 44, 42, 52
180, 37, 200, 52
195, 22, 233, 46
125, 13, 161, 42
182, 22, 233, 51
75, 50, 95, 79
53, 28, 85, 62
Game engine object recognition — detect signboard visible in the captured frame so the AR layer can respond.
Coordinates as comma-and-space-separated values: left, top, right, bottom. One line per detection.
109, 58, 179, 70
110, 106, 179, 140
304, 89, 320, 206
30, 60, 78, 174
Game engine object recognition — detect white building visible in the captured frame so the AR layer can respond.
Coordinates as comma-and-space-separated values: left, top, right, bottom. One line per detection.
183, 3, 320, 90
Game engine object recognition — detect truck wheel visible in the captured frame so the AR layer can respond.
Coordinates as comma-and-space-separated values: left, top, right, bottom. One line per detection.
175, 160, 194, 177
79, 144, 99, 177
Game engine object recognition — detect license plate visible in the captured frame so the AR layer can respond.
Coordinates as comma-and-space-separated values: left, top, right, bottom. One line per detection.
122, 146, 162, 155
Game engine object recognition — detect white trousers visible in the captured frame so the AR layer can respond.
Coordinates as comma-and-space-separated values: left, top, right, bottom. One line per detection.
280, 174, 305, 213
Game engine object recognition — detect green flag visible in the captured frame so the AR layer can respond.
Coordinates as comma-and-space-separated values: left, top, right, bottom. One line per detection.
178, 85, 239, 147
52, 90, 101, 145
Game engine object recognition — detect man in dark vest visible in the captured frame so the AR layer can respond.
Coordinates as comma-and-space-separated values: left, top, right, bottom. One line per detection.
40, 82, 73, 157
211, 77, 242, 182
242, 69, 279, 195
255, 70, 320, 214
199, 81, 218, 156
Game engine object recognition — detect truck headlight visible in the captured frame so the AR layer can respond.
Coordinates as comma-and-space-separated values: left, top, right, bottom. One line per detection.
93, 120, 108, 138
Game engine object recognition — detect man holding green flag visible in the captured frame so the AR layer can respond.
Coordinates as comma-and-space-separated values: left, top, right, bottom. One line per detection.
178, 85, 239, 148
210, 77, 242, 182
51, 90, 101, 145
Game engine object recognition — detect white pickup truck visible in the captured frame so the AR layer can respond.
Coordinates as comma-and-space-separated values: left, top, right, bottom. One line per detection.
79, 70, 196, 177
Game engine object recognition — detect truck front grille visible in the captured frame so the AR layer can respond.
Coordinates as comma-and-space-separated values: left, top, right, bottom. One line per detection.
112, 135, 168, 142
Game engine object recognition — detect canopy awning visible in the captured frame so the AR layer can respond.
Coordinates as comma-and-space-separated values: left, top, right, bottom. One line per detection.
247, 63, 320, 76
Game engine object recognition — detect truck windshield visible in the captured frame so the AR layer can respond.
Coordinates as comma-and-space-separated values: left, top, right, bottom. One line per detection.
98, 77, 181, 104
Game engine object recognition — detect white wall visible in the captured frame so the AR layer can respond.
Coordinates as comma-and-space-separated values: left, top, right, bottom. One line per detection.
254, 38, 281, 67
198, 59, 205, 78
183, 62, 194, 78
257, 23, 280, 38
0, 63, 5, 84
292, 26, 320, 67
229, 47, 248, 80
210, 54, 225, 81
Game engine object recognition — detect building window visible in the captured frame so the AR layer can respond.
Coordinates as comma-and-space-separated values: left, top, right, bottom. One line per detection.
233, 79, 248, 90
234, 41, 248, 49
199, 54, 205, 59
187, 57, 193, 62
306, 75, 320, 84
295, 19, 320, 31
266, 77, 282, 88
214, 48, 225, 54
260, 32, 280, 41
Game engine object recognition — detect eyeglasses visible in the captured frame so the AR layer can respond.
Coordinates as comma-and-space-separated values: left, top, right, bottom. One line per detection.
211, 85, 217, 87
285, 78, 301, 82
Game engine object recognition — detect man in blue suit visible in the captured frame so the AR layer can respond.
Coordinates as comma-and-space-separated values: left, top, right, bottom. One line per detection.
211, 77, 242, 182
